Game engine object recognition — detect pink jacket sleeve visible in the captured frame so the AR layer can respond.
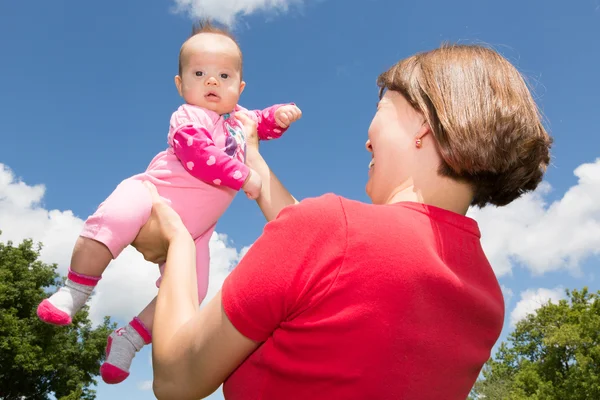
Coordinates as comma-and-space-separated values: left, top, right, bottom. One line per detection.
240, 103, 295, 140
172, 126, 250, 191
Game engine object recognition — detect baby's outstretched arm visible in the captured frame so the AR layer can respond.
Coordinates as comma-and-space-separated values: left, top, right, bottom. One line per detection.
172, 126, 250, 191
243, 103, 301, 141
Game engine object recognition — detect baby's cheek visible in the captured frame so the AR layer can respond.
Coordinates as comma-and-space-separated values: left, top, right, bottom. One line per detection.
228, 88, 242, 102
183, 89, 201, 105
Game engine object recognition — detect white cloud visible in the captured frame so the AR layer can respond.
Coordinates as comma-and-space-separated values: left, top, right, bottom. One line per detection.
0, 163, 247, 326
500, 285, 514, 305
171, 0, 303, 26
138, 380, 153, 391
510, 287, 566, 326
468, 158, 600, 277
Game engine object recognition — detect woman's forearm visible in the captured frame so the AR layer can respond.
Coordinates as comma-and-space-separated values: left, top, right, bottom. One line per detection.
152, 233, 198, 379
247, 149, 299, 222
151, 232, 260, 399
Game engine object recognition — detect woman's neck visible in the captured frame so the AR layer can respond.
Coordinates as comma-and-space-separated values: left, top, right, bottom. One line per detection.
385, 177, 474, 216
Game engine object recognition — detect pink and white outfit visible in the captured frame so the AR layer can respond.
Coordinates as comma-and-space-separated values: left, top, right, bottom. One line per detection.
36, 102, 293, 385
81, 102, 290, 299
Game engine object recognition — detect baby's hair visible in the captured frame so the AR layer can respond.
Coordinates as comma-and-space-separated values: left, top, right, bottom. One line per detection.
178, 19, 243, 78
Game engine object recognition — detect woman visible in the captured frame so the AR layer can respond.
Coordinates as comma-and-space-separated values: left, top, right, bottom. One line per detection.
132, 44, 552, 400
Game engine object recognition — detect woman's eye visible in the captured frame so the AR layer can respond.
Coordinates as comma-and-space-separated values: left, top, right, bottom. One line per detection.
220, 73, 229, 79
195, 71, 204, 76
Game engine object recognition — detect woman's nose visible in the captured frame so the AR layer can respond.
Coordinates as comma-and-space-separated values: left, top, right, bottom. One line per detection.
365, 140, 373, 153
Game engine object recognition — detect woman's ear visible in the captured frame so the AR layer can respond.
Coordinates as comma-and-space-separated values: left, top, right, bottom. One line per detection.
415, 120, 431, 142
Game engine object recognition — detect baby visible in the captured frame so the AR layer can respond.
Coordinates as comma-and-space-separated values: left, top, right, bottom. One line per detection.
36, 21, 301, 384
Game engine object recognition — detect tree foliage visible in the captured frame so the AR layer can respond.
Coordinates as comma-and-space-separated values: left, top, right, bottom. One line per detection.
470, 288, 600, 399
0, 236, 116, 400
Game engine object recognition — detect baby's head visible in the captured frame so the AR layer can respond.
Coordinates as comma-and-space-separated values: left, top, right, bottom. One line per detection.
175, 20, 245, 115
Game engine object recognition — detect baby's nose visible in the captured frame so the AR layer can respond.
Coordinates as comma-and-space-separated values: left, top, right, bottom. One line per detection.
205, 77, 218, 85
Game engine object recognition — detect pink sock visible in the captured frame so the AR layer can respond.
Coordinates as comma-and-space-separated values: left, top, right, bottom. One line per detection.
100, 317, 152, 384
37, 268, 101, 325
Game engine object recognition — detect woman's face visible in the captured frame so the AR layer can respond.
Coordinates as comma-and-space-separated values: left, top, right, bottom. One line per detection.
365, 90, 428, 204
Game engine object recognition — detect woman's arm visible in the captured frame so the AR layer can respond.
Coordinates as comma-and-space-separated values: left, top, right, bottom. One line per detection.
153, 286, 258, 400
246, 148, 299, 222
134, 183, 258, 400
237, 112, 299, 222
134, 182, 346, 400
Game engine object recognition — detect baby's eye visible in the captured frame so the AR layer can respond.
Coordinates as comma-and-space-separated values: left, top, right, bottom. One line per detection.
220, 73, 229, 79
195, 71, 204, 77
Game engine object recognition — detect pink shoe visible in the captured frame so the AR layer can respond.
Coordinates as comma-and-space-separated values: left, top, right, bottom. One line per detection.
37, 299, 72, 326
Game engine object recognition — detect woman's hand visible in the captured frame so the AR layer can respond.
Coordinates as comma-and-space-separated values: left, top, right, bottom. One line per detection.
236, 112, 261, 162
132, 181, 191, 264
235, 111, 298, 221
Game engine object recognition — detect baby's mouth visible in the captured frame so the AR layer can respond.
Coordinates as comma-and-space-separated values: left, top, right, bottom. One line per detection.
205, 92, 220, 100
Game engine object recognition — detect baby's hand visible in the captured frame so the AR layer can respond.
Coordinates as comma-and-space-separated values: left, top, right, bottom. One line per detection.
242, 169, 262, 200
274, 104, 302, 128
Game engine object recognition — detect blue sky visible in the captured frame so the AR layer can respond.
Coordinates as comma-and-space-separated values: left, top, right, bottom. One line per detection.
0, 0, 599, 399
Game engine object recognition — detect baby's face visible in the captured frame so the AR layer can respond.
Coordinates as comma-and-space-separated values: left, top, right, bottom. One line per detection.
176, 33, 245, 115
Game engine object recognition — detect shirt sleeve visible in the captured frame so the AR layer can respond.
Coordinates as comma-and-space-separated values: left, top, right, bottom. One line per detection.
172, 125, 250, 191
242, 103, 295, 140
221, 193, 348, 342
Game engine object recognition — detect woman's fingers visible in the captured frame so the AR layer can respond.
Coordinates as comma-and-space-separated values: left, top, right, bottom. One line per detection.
143, 181, 161, 203
235, 113, 257, 134
236, 112, 259, 149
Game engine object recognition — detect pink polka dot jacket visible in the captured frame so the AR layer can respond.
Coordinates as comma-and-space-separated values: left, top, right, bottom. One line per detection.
168, 103, 290, 190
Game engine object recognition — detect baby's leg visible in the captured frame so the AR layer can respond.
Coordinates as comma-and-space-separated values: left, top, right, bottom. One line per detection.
194, 226, 215, 304
100, 298, 155, 384
101, 228, 214, 384
153, 225, 215, 303
153, 228, 215, 304
101, 227, 215, 384
37, 179, 152, 325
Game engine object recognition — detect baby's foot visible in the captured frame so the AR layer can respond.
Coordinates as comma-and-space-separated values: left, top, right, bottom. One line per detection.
37, 269, 100, 325
100, 317, 152, 384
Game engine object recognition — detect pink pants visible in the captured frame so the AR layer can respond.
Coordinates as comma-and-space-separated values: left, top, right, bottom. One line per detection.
80, 177, 225, 302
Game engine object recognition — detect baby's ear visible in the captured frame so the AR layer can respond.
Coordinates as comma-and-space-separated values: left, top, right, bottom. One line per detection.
239, 80, 246, 94
174, 75, 183, 97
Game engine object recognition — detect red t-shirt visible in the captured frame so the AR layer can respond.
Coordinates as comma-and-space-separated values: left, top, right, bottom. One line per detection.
222, 194, 504, 400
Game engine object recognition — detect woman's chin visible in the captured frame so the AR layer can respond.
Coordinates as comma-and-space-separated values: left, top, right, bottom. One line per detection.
365, 177, 374, 201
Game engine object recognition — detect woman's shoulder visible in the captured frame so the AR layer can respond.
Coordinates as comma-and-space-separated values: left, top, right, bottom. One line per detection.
298, 193, 371, 209
293, 193, 371, 223
264, 194, 352, 244
281, 193, 347, 226
298, 192, 343, 207
290, 194, 380, 224
280, 194, 415, 235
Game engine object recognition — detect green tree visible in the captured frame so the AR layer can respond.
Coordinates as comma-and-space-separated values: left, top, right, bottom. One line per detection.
0, 235, 116, 400
470, 288, 600, 400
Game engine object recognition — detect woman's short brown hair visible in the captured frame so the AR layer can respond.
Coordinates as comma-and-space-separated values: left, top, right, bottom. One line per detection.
377, 44, 552, 207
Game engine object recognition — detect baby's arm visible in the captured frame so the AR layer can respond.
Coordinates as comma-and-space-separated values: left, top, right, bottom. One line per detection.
244, 103, 298, 140
172, 126, 249, 191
